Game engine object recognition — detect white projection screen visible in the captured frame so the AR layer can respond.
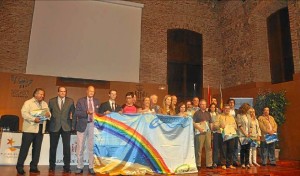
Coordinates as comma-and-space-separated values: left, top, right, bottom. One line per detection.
26, 0, 143, 83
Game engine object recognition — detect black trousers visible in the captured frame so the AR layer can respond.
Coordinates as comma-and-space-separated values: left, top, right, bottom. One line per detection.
16, 124, 43, 169
221, 138, 235, 167
49, 128, 71, 169
213, 132, 223, 165
240, 143, 251, 165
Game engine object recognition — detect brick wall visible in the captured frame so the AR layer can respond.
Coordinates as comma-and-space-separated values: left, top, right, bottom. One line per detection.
288, 0, 300, 74
0, 0, 299, 89
0, 0, 34, 73
134, 0, 223, 88
218, 0, 287, 87
130, 0, 296, 88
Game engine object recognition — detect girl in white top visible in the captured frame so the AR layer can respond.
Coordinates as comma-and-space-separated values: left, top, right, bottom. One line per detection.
248, 108, 261, 167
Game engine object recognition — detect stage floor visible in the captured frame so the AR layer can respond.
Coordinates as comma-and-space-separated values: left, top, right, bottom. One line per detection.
1, 160, 299, 176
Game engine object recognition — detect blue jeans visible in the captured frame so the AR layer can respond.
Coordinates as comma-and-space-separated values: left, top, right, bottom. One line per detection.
232, 137, 239, 164
260, 141, 276, 164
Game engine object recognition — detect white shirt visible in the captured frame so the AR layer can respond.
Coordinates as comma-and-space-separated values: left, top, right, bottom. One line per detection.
87, 97, 94, 112
57, 97, 65, 109
242, 115, 249, 134
230, 109, 236, 117
109, 100, 115, 110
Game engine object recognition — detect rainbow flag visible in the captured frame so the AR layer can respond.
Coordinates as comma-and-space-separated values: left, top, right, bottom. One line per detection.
93, 113, 197, 175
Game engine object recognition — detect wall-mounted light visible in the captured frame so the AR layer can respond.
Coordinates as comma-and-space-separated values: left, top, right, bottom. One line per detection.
158, 85, 166, 90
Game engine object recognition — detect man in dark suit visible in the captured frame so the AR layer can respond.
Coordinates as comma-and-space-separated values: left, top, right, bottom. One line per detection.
74, 86, 100, 175
99, 90, 121, 114
48, 86, 75, 173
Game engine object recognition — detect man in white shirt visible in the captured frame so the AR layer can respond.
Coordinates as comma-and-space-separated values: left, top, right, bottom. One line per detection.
16, 88, 51, 175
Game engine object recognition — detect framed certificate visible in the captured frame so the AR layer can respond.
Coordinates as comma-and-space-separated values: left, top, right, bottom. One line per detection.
224, 124, 237, 135
222, 124, 237, 141
30, 108, 49, 117
194, 121, 209, 135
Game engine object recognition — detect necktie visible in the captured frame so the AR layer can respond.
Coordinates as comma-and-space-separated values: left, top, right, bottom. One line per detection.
60, 98, 64, 110
88, 98, 93, 121
112, 103, 115, 112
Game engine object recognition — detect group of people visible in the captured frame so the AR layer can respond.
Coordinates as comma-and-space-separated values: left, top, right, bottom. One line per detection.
189, 97, 278, 170
15, 86, 278, 175
16, 86, 99, 175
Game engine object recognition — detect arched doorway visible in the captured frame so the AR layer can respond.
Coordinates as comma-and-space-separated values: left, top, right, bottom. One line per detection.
267, 7, 294, 84
167, 29, 203, 102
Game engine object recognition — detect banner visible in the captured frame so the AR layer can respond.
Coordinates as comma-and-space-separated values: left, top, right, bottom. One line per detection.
93, 113, 197, 175
230, 97, 253, 109
0, 133, 87, 165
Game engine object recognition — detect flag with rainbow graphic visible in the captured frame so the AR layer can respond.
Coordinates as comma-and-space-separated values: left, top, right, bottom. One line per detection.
93, 113, 197, 175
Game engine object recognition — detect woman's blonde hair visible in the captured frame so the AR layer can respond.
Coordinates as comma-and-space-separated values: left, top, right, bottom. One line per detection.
160, 95, 175, 115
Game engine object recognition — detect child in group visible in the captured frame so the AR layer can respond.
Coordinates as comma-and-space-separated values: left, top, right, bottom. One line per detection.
248, 108, 261, 167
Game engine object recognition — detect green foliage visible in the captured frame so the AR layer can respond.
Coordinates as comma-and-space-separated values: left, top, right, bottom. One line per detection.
253, 90, 288, 126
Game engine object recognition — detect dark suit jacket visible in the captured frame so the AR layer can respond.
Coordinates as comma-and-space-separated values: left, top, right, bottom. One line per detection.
74, 97, 100, 132
99, 101, 121, 114
48, 97, 75, 132
234, 109, 239, 118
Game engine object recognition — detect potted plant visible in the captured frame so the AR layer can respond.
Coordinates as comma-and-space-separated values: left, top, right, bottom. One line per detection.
253, 90, 288, 160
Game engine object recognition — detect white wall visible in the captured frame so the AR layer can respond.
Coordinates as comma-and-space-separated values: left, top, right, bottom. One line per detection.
26, 0, 143, 83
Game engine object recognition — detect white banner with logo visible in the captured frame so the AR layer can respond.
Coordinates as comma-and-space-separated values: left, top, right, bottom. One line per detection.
0, 132, 88, 165
93, 113, 197, 175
